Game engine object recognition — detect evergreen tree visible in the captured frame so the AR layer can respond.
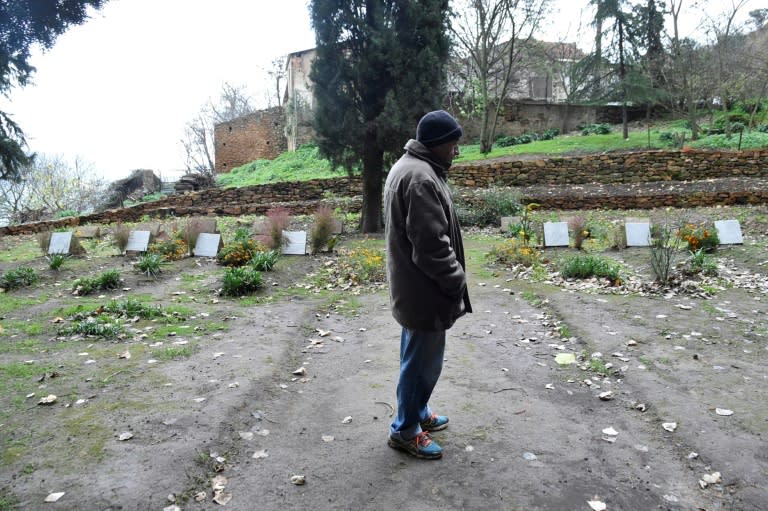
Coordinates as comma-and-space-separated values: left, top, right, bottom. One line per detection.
309, 0, 451, 233
1, 0, 108, 181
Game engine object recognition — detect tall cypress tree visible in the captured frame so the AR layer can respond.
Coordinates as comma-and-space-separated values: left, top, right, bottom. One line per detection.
309, 0, 451, 233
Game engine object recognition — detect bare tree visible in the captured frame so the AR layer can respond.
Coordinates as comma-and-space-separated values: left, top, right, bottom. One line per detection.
181, 82, 257, 177
704, 0, 752, 136
0, 154, 108, 225
451, 0, 551, 153
665, 0, 707, 139
267, 57, 287, 108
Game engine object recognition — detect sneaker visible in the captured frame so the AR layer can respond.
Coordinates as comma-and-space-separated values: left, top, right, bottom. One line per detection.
388, 431, 443, 459
420, 413, 449, 432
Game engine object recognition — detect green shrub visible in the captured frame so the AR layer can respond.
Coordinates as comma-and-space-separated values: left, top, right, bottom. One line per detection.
249, 250, 279, 271
148, 237, 187, 261
495, 135, 518, 147
487, 238, 541, 267
233, 227, 251, 242
559, 254, 622, 283
63, 316, 123, 338
217, 239, 260, 267
47, 253, 69, 270
0, 267, 39, 290
581, 123, 612, 135
220, 266, 264, 297
456, 188, 522, 227
136, 253, 167, 278
103, 298, 164, 319
687, 249, 718, 276
72, 269, 121, 296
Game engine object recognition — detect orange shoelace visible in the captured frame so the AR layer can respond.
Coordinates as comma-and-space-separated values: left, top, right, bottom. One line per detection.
414, 431, 432, 447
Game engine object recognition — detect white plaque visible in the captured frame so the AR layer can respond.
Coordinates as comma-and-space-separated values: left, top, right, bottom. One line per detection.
625, 222, 651, 247
543, 222, 569, 247
715, 220, 743, 245
194, 233, 222, 257
126, 231, 151, 252
48, 232, 73, 254
282, 231, 307, 255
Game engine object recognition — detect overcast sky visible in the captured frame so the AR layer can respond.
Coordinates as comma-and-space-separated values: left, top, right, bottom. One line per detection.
2, 0, 750, 182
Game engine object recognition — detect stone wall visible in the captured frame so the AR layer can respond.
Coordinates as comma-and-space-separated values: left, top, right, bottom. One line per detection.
450, 149, 768, 187
2, 149, 767, 236
214, 107, 287, 173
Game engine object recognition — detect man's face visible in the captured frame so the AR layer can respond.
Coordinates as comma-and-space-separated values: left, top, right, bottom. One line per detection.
432, 140, 460, 164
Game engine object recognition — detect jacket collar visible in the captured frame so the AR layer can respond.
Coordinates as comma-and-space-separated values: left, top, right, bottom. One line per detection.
404, 139, 451, 177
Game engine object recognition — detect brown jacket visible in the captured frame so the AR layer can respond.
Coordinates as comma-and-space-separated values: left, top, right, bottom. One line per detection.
384, 139, 472, 331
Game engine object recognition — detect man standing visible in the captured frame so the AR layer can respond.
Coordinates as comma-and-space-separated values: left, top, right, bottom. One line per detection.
384, 110, 473, 459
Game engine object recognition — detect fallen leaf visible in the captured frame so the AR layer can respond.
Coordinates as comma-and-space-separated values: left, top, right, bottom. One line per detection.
554, 353, 576, 365
38, 394, 57, 405
44, 492, 65, 503
212, 491, 232, 505
587, 497, 607, 511
290, 474, 306, 485
211, 475, 228, 491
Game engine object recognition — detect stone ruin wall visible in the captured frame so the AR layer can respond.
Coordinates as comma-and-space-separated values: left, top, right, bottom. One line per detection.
2, 149, 767, 236
214, 107, 287, 174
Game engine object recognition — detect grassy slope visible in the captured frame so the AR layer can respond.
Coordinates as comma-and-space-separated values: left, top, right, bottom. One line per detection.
216, 121, 768, 189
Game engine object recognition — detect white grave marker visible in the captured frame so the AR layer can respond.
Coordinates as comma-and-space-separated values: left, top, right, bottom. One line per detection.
126, 231, 151, 253
193, 233, 223, 257
282, 231, 307, 255
543, 222, 569, 247
625, 222, 651, 247
714, 220, 743, 245
48, 232, 73, 255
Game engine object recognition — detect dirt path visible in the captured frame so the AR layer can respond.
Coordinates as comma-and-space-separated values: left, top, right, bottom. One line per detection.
1, 233, 767, 510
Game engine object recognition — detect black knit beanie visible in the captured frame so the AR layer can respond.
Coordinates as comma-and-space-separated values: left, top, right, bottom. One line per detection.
416, 110, 463, 147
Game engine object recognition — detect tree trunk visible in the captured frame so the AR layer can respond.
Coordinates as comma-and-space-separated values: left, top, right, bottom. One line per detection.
360, 138, 384, 234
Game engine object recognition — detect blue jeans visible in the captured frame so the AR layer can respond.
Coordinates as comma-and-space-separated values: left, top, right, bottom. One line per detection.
390, 327, 446, 440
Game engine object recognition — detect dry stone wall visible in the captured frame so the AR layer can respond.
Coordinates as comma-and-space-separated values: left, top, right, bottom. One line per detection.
2, 149, 767, 236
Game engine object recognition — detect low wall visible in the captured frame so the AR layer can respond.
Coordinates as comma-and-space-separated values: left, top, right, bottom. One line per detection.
450, 149, 768, 187
2, 149, 767, 236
